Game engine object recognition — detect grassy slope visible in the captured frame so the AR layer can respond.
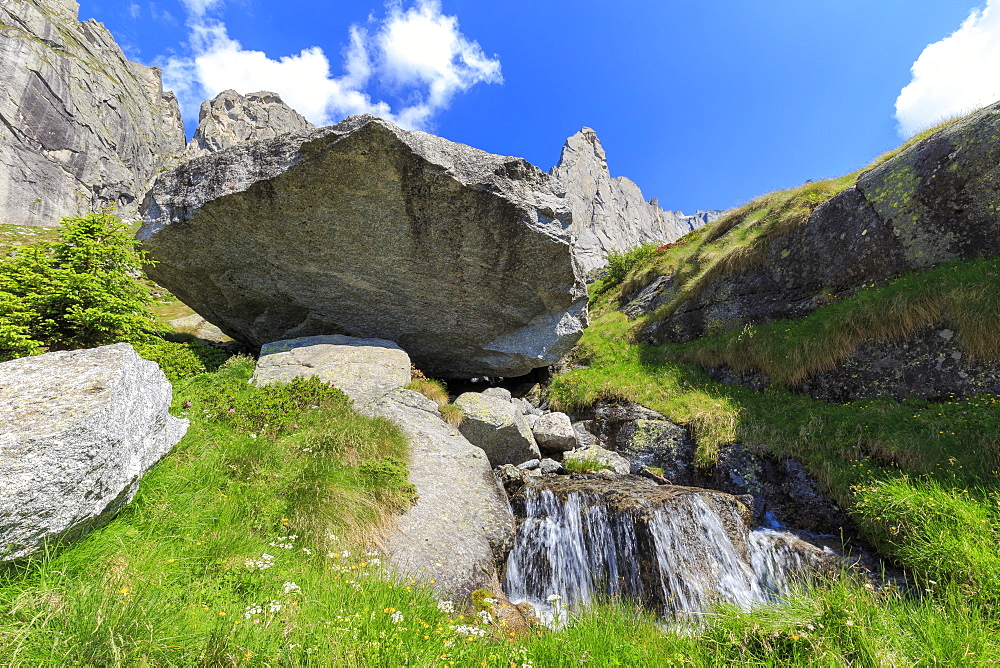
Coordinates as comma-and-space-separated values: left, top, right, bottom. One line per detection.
541, 114, 1000, 661
608, 117, 961, 329
2, 360, 996, 665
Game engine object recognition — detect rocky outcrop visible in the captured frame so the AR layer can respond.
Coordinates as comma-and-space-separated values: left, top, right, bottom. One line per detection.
0, 343, 187, 562
250, 335, 516, 603
454, 391, 541, 467
187, 90, 314, 157
139, 114, 588, 378
0, 0, 186, 227
637, 102, 1000, 345
553, 128, 722, 273
252, 334, 410, 408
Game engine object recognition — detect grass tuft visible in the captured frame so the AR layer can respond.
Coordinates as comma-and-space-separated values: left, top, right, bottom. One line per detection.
438, 402, 464, 427
406, 378, 450, 407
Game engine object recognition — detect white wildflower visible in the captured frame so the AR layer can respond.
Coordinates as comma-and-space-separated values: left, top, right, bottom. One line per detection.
477, 610, 493, 624
546, 594, 562, 602
244, 605, 262, 619
268, 600, 282, 613
451, 624, 487, 637
437, 599, 455, 614
283, 581, 301, 594
302, 547, 312, 555
390, 610, 404, 624
244, 553, 275, 570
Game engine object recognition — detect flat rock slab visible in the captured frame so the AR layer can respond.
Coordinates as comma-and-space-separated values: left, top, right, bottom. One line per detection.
252, 335, 410, 408
0, 343, 187, 562
139, 114, 588, 378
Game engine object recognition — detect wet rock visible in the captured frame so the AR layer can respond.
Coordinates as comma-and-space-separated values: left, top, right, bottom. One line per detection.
139, 114, 588, 379
252, 335, 410, 409
539, 458, 564, 474
564, 445, 630, 475
454, 392, 541, 467
0, 344, 187, 562
504, 477, 841, 620
531, 412, 578, 452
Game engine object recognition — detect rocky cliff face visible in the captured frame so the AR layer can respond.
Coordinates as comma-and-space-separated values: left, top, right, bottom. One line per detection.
187, 89, 314, 157
0, 0, 186, 226
553, 128, 722, 273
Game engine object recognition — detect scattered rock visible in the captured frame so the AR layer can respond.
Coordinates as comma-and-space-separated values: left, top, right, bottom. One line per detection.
454, 392, 541, 467
139, 114, 588, 378
482, 387, 513, 402
539, 458, 564, 474
252, 335, 410, 408
516, 459, 541, 470
0, 344, 187, 562
531, 411, 578, 452
168, 314, 227, 343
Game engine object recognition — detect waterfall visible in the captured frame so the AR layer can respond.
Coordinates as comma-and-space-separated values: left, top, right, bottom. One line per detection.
504, 482, 826, 623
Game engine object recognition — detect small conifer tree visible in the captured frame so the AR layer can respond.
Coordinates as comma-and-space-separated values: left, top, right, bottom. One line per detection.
0, 210, 155, 361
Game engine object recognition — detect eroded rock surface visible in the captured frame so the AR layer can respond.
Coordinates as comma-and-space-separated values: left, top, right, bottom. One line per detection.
553, 128, 722, 273
140, 114, 588, 378
0, 343, 187, 562
187, 89, 314, 157
367, 389, 516, 602
0, 0, 186, 226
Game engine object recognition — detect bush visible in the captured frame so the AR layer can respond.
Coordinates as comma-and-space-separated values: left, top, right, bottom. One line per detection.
590, 242, 661, 302
0, 210, 155, 361
133, 338, 230, 381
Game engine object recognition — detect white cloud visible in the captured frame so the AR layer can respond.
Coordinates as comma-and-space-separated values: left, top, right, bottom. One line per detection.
160, 0, 501, 132
127, 3, 140, 19
178, 0, 223, 19
895, 1, 1000, 137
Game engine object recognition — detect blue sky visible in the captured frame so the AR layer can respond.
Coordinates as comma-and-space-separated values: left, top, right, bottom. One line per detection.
78, 0, 1000, 214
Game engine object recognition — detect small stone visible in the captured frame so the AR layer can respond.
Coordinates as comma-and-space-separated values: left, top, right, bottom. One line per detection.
532, 412, 578, 452
482, 387, 513, 403
539, 458, 564, 474
516, 459, 540, 470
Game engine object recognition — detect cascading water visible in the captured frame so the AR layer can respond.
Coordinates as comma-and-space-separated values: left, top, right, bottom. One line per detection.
504, 479, 832, 624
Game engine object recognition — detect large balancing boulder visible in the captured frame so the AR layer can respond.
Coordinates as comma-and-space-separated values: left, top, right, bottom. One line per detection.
0, 344, 188, 562
138, 114, 588, 378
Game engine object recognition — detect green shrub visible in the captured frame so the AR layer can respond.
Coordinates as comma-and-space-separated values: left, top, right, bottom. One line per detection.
590, 242, 662, 302
133, 338, 230, 381
0, 210, 155, 361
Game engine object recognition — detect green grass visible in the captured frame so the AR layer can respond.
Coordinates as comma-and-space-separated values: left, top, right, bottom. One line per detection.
667, 257, 1000, 385
2, 356, 998, 663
